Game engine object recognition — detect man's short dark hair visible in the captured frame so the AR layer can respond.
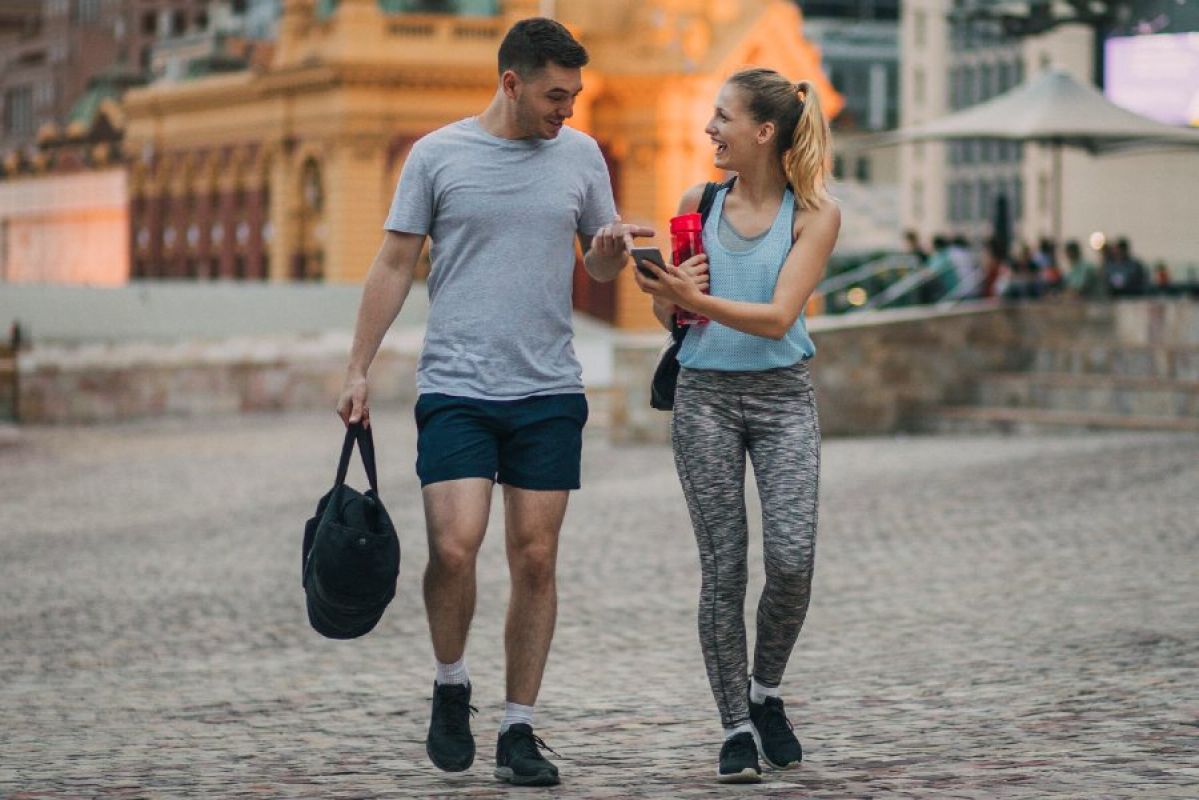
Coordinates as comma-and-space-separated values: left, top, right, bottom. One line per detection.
498, 17, 588, 77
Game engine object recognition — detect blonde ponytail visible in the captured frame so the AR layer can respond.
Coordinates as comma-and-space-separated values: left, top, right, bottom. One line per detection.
784, 81, 831, 210
728, 69, 832, 210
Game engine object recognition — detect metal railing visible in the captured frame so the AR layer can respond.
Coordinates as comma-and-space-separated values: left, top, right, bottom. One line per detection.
815, 253, 922, 298
861, 264, 944, 310
935, 269, 988, 309
816, 254, 985, 313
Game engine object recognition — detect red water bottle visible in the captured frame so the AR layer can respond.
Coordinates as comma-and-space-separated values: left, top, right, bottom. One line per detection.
670, 212, 709, 325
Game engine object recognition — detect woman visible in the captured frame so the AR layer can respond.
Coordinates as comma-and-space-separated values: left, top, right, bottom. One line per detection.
635, 68, 840, 783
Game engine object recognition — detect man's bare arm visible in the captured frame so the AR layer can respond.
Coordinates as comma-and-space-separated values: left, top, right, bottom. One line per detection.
337, 230, 424, 426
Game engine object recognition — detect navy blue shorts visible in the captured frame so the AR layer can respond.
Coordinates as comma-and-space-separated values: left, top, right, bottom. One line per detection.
414, 392, 589, 490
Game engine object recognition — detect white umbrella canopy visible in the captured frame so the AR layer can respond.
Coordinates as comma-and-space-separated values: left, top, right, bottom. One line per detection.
871, 69, 1199, 243
894, 68, 1199, 153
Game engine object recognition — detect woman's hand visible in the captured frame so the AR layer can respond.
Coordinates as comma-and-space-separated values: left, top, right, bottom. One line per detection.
634, 253, 709, 311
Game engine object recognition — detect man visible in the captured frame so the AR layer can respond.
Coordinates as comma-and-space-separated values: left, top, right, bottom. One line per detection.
921, 235, 956, 303
1062, 240, 1104, 300
335, 18, 651, 788
903, 229, 928, 265
1034, 237, 1063, 294
1105, 237, 1148, 298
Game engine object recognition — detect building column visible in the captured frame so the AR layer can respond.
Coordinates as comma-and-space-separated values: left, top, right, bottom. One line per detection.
268, 151, 295, 281
323, 134, 389, 283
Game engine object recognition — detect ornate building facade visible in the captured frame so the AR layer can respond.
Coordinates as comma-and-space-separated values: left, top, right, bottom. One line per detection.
121, 0, 839, 329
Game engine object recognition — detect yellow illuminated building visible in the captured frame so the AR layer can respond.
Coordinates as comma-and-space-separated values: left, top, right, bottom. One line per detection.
122, 0, 840, 329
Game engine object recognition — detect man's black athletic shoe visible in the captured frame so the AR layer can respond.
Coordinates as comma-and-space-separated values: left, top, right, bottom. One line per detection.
426, 682, 477, 772
748, 688, 803, 769
717, 731, 762, 783
494, 723, 561, 787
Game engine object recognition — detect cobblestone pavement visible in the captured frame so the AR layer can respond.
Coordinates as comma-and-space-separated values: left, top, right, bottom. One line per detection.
1, 411, 1196, 799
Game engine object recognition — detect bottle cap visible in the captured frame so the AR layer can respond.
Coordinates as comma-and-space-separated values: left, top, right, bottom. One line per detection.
670, 213, 703, 233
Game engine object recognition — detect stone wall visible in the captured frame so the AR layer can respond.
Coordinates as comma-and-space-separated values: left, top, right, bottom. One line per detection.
11, 299, 1192, 428
15, 334, 418, 425
611, 301, 1136, 443
1113, 299, 1199, 346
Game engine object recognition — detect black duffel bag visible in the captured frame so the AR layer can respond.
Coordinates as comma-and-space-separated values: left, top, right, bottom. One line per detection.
301, 422, 400, 639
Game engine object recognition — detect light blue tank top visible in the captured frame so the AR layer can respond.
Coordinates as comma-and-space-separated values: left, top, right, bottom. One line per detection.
677, 186, 816, 371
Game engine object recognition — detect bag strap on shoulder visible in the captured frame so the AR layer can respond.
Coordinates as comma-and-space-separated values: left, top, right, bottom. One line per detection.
672, 178, 735, 338
335, 422, 380, 494
698, 177, 736, 225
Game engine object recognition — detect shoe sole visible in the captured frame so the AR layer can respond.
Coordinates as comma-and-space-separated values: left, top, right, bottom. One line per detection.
426, 741, 474, 773
749, 724, 801, 771
716, 767, 762, 784
494, 766, 560, 787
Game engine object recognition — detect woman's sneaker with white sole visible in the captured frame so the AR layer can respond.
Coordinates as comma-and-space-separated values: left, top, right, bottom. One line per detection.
748, 690, 802, 769
717, 731, 762, 783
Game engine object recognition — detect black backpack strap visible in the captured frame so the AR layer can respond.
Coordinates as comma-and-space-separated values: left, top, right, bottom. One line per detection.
698, 177, 736, 225
671, 177, 734, 338
335, 422, 380, 494
697, 182, 718, 224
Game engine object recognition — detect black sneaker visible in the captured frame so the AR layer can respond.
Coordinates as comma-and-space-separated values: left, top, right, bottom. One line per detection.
494, 723, 561, 787
748, 688, 802, 769
426, 682, 477, 772
717, 731, 762, 783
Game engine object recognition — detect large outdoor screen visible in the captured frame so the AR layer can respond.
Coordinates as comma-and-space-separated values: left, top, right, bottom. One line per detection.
1105, 32, 1199, 128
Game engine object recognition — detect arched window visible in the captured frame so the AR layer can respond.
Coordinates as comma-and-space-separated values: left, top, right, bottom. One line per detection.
302, 158, 323, 213
296, 158, 325, 281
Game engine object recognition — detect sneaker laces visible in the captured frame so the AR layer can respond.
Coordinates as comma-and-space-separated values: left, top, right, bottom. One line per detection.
439, 692, 478, 736
509, 728, 561, 761
723, 732, 757, 761
759, 698, 795, 737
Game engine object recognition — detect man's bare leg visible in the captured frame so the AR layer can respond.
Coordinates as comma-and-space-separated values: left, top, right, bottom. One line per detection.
423, 478, 493, 773
502, 486, 569, 706
422, 478, 493, 664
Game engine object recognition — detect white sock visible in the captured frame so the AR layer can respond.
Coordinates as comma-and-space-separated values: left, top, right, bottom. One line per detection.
435, 657, 469, 686
724, 722, 755, 740
499, 702, 535, 734
750, 677, 781, 705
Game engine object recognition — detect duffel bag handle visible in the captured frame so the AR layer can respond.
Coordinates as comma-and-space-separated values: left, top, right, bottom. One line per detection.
334, 422, 379, 494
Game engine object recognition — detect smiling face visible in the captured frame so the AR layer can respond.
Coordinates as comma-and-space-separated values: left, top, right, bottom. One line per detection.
507, 62, 583, 140
705, 82, 775, 171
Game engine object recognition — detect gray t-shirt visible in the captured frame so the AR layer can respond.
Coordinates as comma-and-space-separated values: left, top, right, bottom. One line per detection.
385, 117, 616, 400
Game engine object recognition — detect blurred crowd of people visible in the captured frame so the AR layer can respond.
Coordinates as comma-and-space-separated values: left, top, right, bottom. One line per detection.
902, 231, 1181, 303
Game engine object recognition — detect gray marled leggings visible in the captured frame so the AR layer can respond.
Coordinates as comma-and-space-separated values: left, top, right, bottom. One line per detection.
672, 362, 820, 729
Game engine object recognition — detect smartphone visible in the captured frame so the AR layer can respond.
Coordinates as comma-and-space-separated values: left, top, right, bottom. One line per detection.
631, 247, 667, 279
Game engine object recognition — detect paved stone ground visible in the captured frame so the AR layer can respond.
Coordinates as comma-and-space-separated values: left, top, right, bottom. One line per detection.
1, 411, 1196, 799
